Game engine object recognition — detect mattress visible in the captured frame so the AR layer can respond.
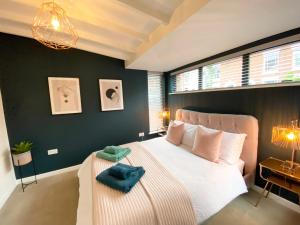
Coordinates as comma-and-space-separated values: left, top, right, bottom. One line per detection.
76, 137, 247, 225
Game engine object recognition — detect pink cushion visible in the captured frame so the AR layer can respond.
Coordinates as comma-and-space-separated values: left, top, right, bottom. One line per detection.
166, 121, 184, 145
199, 125, 247, 164
192, 126, 223, 163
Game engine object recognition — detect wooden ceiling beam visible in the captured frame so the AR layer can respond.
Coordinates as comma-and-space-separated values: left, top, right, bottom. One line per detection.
0, 10, 136, 54
114, 0, 170, 24
70, 17, 147, 42
0, 17, 132, 60
125, 0, 209, 68
5, 0, 148, 42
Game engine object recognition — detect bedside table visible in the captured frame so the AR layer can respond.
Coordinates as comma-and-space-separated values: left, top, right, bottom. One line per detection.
255, 157, 300, 206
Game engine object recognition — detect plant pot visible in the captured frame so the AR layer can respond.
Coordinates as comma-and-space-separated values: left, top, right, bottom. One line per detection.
12, 151, 32, 166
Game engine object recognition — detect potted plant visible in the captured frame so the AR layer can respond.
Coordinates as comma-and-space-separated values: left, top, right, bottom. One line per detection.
11, 141, 33, 166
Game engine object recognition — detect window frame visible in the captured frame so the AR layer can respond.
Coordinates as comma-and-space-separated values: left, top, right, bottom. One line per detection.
263, 49, 280, 74
147, 72, 165, 134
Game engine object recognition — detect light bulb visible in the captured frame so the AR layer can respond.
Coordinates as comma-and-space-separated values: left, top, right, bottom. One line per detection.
287, 132, 295, 141
51, 15, 60, 30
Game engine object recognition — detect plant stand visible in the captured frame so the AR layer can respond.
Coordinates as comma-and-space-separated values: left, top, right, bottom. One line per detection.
17, 157, 38, 192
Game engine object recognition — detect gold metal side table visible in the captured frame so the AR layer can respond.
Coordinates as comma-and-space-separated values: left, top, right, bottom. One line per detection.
255, 157, 300, 206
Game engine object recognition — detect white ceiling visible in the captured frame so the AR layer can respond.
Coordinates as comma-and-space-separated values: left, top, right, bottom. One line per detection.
0, 0, 299, 72
127, 0, 300, 72
0, 0, 186, 59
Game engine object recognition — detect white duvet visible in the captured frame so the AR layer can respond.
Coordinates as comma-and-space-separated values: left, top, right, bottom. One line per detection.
76, 137, 247, 225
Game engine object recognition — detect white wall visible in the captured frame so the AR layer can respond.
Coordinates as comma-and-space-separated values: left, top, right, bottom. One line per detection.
0, 90, 16, 208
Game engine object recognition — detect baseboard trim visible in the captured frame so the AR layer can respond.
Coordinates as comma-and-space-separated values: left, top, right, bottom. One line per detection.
0, 181, 16, 209
252, 185, 300, 213
16, 164, 81, 184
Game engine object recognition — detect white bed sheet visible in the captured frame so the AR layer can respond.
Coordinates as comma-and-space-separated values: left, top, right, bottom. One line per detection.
236, 158, 245, 175
76, 137, 247, 225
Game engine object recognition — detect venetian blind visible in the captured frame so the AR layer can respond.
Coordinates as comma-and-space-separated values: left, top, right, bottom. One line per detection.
148, 72, 165, 133
170, 57, 243, 93
169, 41, 300, 94
249, 41, 300, 85
202, 56, 243, 89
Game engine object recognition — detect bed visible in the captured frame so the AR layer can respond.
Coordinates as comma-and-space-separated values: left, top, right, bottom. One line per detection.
76, 109, 258, 225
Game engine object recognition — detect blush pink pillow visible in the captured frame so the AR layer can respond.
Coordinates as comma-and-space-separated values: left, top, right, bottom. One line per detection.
166, 121, 184, 145
192, 126, 223, 163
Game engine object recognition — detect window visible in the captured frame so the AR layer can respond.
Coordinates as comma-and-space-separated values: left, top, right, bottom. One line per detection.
169, 41, 300, 94
175, 69, 199, 92
293, 44, 300, 70
202, 57, 243, 89
250, 49, 280, 84
202, 64, 220, 89
263, 50, 279, 74
249, 42, 300, 85
170, 57, 242, 93
147, 72, 165, 133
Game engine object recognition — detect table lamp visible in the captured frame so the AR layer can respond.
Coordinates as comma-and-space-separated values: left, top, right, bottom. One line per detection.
271, 120, 300, 170
159, 110, 170, 131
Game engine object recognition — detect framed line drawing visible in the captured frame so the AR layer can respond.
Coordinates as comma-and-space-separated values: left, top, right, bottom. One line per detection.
99, 79, 124, 111
48, 77, 82, 115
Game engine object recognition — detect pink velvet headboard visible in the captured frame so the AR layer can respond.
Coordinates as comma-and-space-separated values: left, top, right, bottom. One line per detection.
175, 109, 259, 187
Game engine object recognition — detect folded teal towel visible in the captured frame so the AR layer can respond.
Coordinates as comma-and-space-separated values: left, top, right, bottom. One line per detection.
108, 163, 139, 180
96, 166, 145, 193
96, 148, 131, 162
103, 146, 126, 155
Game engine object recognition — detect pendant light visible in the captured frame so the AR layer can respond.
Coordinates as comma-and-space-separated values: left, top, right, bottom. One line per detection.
32, 1, 78, 50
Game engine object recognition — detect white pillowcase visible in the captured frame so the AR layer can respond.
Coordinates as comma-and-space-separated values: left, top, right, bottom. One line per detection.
199, 125, 247, 164
180, 122, 198, 148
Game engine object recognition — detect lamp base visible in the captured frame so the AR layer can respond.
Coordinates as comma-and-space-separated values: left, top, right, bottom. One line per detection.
281, 160, 300, 174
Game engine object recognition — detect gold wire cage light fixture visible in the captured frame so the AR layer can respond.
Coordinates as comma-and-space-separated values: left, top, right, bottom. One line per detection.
32, 1, 78, 50
271, 120, 300, 170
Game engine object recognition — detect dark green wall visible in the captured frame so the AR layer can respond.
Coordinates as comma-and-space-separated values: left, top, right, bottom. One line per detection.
0, 33, 149, 178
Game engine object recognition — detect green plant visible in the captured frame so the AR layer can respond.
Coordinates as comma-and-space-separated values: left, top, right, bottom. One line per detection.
282, 71, 300, 82
11, 141, 33, 155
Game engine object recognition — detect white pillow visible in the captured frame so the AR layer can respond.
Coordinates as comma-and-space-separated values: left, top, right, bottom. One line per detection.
181, 122, 198, 148
199, 125, 247, 164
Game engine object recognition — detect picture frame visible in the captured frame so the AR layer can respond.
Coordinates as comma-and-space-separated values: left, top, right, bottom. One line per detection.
48, 77, 82, 115
99, 79, 124, 111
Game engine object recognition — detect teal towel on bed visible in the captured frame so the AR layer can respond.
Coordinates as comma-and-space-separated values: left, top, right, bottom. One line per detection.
96, 148, 131, 162
96, 166, 145, 193
108, 163, 139, 180
103, 146, 126, 155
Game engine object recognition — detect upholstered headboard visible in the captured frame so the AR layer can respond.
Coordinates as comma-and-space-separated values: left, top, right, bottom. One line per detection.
175, 109, 259, 187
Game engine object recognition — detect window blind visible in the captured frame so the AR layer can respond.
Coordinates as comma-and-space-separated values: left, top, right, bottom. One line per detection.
169, 41, 300, 94
172, 69, 199, 92
202, 57, 243, 89
170, 57, 243, 93
148, 72, 165, 133
249, 42, 300, 85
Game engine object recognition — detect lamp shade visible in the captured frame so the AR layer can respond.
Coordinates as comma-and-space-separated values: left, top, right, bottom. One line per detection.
32, 1, 78, 50
271, 125, 300, 150
159, 110, 170, 119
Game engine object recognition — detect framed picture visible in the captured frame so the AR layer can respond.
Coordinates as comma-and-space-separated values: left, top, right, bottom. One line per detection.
48, 77, 82, 115
99, 79, 124, 111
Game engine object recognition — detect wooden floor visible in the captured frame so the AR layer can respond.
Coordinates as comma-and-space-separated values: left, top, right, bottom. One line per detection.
1, 170, 300, 225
